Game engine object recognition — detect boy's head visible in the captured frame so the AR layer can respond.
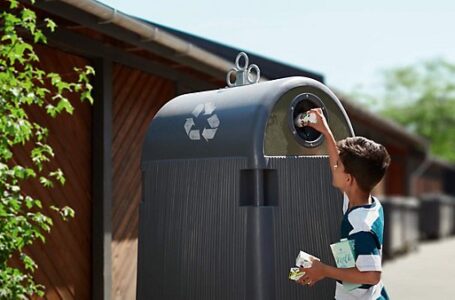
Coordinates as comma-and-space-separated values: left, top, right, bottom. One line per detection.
335, 136, 391, 193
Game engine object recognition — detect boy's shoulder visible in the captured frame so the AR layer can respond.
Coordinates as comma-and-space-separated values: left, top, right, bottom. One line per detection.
346, 198, 384, 237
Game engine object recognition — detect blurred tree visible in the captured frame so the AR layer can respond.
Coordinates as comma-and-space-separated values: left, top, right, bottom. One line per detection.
351, 58, 455, 162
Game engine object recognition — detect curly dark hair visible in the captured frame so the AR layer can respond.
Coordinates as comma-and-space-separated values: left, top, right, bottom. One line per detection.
337, 136, 391, 193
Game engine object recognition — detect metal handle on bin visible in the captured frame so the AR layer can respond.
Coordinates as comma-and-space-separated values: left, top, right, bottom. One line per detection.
226, 52, 261, 87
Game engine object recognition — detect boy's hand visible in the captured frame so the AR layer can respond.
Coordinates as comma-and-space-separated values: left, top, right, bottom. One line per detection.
297, 258, 327, 287
302, 108, 330, 136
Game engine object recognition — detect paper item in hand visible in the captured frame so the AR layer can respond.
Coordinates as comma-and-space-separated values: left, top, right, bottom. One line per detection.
288, 267, 305, 281
302, 112, 317, 124
295, 250, 319, 268
330, 239, 361, 291
294, 112, 317, 128
289, 250, 319, 281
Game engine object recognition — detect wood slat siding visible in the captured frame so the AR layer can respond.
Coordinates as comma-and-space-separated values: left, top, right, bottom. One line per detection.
385, 145, 408, 195
112, 63, 175, 299
10, 45, 92, 299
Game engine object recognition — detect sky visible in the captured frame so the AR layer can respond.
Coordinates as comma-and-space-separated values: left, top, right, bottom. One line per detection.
98, 0, 455, 93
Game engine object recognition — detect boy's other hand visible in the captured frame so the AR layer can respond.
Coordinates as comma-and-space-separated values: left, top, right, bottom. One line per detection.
298, 258, 327, 287
303, 108, 330, 135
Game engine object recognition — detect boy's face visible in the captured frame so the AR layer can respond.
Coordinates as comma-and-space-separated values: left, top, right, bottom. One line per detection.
332, 159, 351, 191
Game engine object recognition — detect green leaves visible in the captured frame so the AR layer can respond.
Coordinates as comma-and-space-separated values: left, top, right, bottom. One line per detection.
0, 266, 44, 298
39, 176, 53, 188
31, 142, 54, 171
8, 0, 19, 9
75, 66, 95, 104
12, 165, 35, 180
0, 2, 94, 297
49, 169, 65, 185
50, 206, 75, 222
351, 58, 455, 162
44, 18, 56, 32
379, 59, 455, 161
21, 253, 37, 271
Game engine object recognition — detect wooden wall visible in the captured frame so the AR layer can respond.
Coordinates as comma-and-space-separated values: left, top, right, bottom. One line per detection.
350, 117, 412, 196
12, 45, 92, 299
414, 177, 444, 195
384, 144, 408, 195
111, 64, 175, 299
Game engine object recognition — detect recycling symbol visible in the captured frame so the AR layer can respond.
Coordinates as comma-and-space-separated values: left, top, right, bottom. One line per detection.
184, 102, 220, 141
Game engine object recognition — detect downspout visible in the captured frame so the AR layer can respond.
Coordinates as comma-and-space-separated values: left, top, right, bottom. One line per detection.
410, 151, 432, 197
58, 0, 236, 75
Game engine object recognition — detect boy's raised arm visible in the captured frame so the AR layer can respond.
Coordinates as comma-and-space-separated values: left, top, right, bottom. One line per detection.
302, 108, 339, 173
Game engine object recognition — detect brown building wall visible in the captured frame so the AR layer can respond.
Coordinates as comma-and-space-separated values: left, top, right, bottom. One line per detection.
382, 145, 408, 196
12, 45, 92, 299
111, 63, 176, 299
348, 114, 413, 196
414, 177, 444, 195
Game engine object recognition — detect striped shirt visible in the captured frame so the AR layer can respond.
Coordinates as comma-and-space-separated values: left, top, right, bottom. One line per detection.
334, 194, 390, 300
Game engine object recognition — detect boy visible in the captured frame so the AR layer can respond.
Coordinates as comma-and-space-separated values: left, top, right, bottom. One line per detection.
297, 108, 391, 300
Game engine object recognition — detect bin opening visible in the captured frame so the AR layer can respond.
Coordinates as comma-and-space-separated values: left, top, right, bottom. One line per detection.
289, 93, 328, 148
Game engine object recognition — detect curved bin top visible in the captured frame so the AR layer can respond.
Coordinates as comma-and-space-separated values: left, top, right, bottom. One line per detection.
142, 76, 354, 168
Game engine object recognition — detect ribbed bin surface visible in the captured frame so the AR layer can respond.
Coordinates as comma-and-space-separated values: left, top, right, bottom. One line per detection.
269, 156, 342, 299
138, 158, 248, 300
138, 156, 343, 299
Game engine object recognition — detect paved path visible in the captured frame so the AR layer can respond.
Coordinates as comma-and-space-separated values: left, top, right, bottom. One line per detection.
382, 236, 455, 299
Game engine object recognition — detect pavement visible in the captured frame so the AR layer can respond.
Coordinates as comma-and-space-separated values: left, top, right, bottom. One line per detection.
382, 236, 455, 299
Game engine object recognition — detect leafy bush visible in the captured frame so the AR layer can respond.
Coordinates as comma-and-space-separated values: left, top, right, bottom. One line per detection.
0, 0, 94, 297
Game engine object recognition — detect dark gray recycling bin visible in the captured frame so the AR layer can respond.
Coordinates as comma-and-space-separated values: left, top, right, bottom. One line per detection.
381, 197, 419, 259
452, 196, 455, 235
402, 197, 420, 252
380, 197, 405, 259
137, 76, 354, 300
419, 194, 454, 240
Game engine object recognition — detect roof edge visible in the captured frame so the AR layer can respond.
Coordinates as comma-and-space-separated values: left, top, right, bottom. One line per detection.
59, 0, 266, 80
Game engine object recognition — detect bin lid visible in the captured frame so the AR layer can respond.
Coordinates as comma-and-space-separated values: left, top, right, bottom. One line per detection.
142, 76, 353, 168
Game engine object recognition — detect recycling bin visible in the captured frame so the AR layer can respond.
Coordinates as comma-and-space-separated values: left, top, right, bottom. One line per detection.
382, 197, 419, 259
401, 197, 420, 252
381, 197, 405, 259
419, 194, 454, 239
452, 196, 455, 235
137, 75, 354, 300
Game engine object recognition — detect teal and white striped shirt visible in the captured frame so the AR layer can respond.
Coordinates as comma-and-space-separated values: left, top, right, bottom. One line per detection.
335, 194, 390, 300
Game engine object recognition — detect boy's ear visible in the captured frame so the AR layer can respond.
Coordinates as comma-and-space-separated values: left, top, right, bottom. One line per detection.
346, 174, 353, 185
349, 175, 361, 189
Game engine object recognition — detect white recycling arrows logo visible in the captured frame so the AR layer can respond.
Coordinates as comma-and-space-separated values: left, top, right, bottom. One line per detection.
184, 102, 220, 141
